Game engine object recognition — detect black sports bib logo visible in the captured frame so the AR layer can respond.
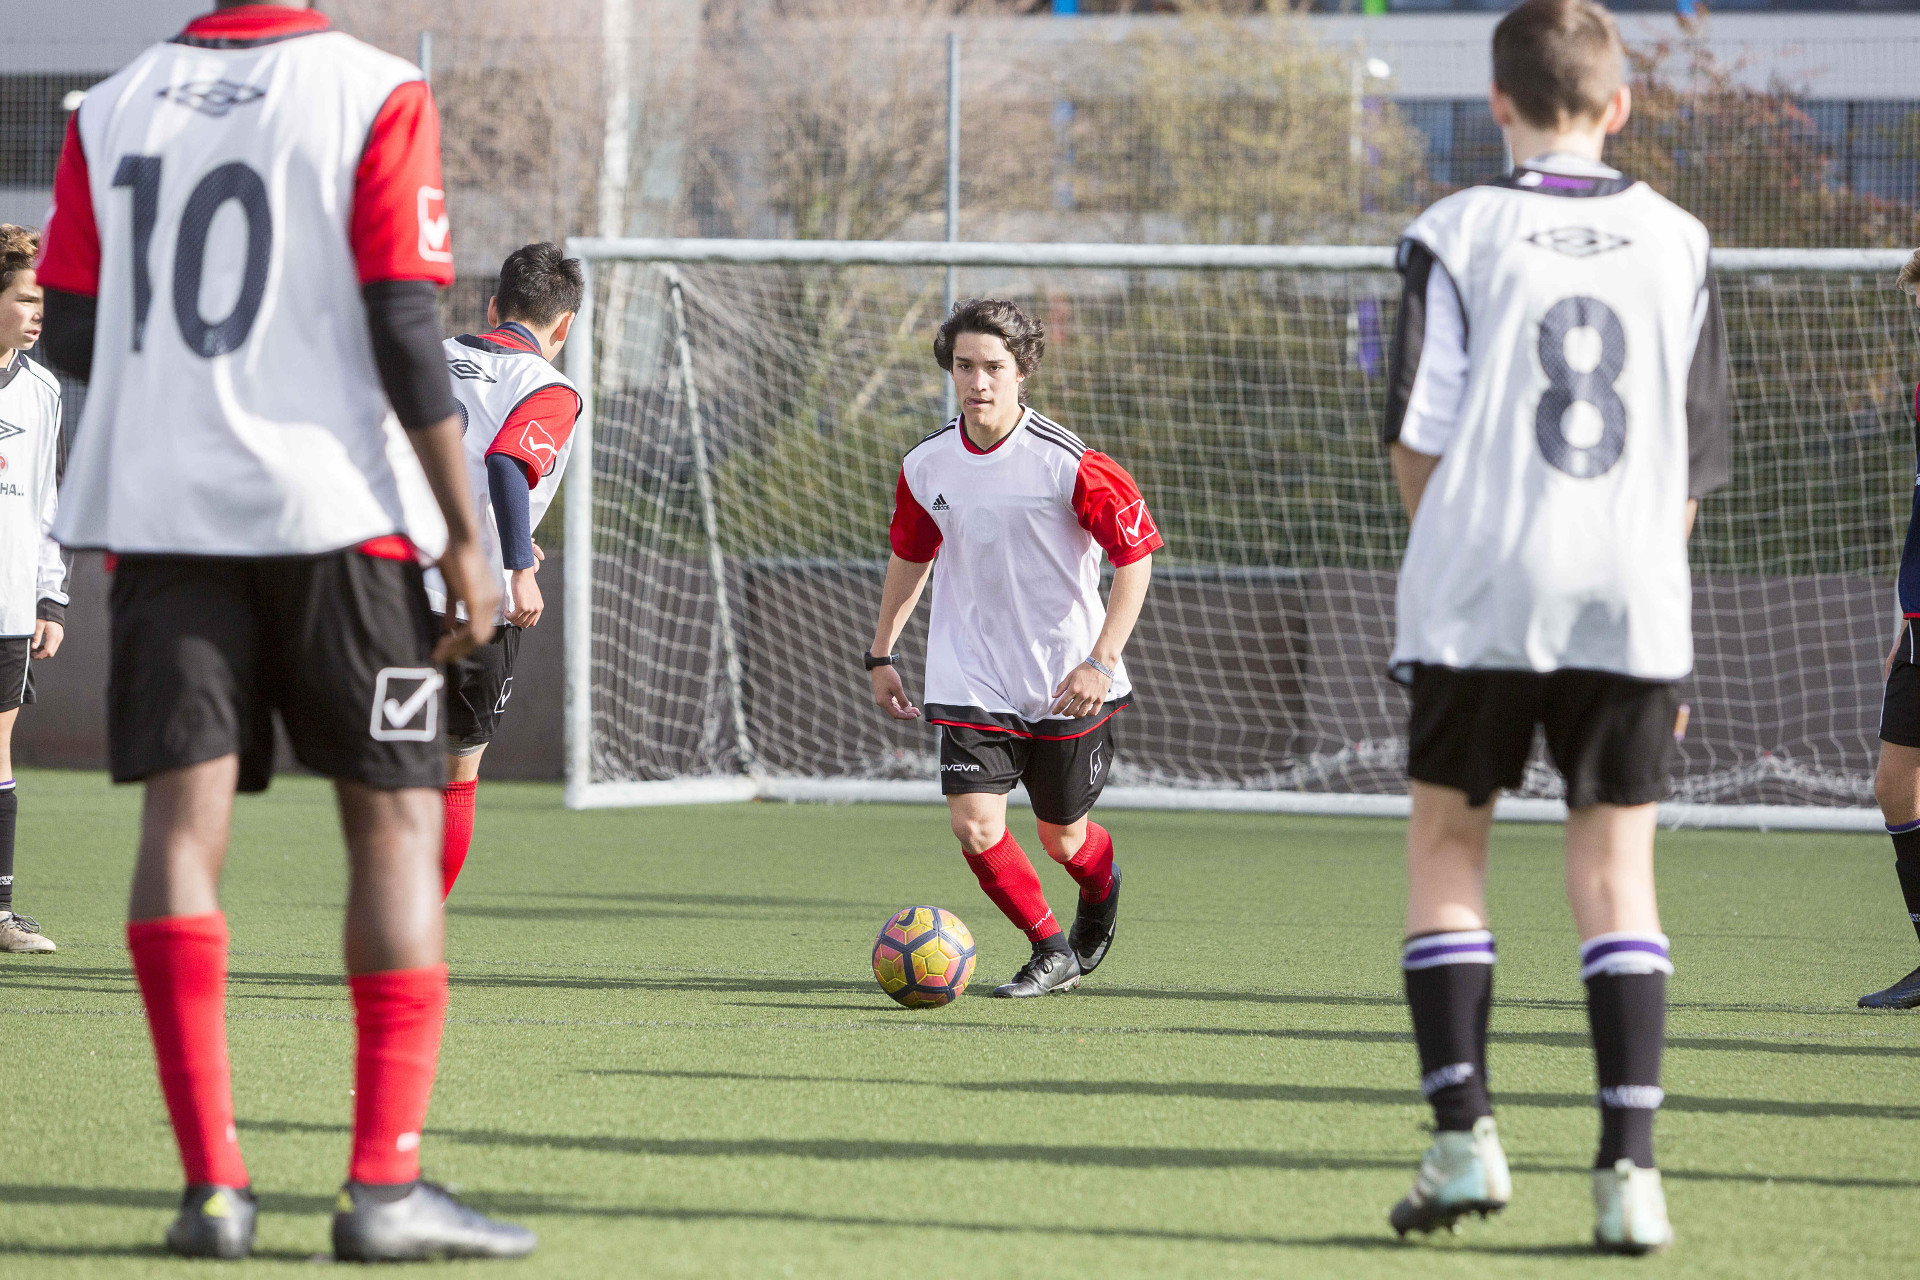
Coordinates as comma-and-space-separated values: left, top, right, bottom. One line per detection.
448, 358, 497, 383
158, 81, 267, 117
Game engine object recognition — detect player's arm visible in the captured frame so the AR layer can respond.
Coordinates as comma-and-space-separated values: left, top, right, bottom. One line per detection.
485, 385, 580, 628
352, 79, 495, 659
35, 114, 100, 380
1383, 239, 1466, 521
870, 469, 940, 720
1685, 271, 1731, 546
1054, 451, 1163, 716
32, 394, 67, 660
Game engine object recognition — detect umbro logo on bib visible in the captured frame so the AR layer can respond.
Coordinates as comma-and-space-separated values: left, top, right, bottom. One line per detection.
158, 80, 266, 117
370, 668, 442, 742
448, 359, 496, 383
931, 494, 949, 512
0, 419, 24, 443
1525, 227, 1630, 259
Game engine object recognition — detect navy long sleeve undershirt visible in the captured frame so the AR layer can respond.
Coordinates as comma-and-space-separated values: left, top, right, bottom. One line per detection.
489, 451, 536, 571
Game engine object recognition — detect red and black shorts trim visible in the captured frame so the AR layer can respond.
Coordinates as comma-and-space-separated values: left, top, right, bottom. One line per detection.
107, 550, 444, 793
1882, 621, 1920, 748
924, 691, 1131, 742
1406, 665, 1678, 809
934, 699, 1125, 825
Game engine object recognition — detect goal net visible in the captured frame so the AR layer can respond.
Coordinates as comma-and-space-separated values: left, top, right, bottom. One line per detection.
563, 239, 1910, 828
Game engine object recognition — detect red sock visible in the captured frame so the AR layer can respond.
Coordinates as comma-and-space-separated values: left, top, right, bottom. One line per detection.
963, 830, 1061, 943
1066, 822, 1117, 903
441, 779, 476, 900
348, 964, 449, 1185
126, 913, 249, 1187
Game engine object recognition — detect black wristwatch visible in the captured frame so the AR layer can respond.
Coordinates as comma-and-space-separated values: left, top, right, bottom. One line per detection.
863, 652, 898, 670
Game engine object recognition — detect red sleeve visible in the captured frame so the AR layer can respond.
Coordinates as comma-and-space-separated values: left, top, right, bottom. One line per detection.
888, 468, 941, 562
350, 80, 455, 286
485, 384, 582, 483
1073, 451, 1163, 566
36, 114, 101, 297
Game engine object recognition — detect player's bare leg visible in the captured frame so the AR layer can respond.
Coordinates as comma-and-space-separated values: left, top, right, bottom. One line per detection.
125, 757, 256, 1258
1391, 782, 1509, 1238
1564, 801, 1672, 1255
1863, 742, 1920, 1008
0, 705, 52, 953
948, 792, 1078, 997
440, 745, 486, 900
1037, 816, 1121, 975
331, 779, 534, 1260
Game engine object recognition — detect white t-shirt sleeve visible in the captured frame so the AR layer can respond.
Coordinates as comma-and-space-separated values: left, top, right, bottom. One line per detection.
1396, 262, 1469, 457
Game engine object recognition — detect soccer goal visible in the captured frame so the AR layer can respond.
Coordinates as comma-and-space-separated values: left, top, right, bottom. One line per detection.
561, 236, 1910, 830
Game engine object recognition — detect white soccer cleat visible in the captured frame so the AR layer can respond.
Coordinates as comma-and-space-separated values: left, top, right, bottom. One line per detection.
1592, 1159, 1672, 1255
1389, 1115, 1512, 1236
0, 910, 55, 954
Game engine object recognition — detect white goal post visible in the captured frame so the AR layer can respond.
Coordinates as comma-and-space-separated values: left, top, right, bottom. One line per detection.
563, 237, 1911, 831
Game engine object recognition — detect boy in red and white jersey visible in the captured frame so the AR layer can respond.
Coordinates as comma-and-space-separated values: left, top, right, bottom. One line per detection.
868, 299, 1161, 998
36, 0, 529, 1262
429, 243, 581, 899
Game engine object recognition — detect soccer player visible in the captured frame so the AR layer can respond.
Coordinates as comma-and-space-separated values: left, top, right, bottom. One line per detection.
431, 243, 580, 900
868, 299, 1160, 998
0, 225, 70, 955
36, 1, 532, 1261
1861, 250, 1920, 1011
1379, 0, 1729, 1253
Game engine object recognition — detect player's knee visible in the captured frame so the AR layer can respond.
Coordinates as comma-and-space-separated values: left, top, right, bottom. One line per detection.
1875, 762, 1918, 823
950, 813, 1003, 853
1034, 822, 1084, 864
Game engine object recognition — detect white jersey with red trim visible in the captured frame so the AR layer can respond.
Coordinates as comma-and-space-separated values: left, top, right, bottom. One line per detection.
0, 354, 69, 637
424, 327, 580, 622
44, 19, 451, 557
890, 408, 1163, 737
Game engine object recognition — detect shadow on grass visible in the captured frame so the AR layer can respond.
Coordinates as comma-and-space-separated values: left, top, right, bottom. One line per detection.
0, 1185, 1593, 1256
228, 1121, 1920, 1190
586, 1067, 1920, 1122
1174, 1025, 1920, 1059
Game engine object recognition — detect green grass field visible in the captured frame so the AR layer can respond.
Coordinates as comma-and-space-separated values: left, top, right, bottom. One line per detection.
3, 769, 1916, 1277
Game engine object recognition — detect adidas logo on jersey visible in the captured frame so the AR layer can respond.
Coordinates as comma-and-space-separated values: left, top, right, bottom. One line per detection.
447, 358, 497, 383
931, 494, 949, 512
1525, 227, 1631, 259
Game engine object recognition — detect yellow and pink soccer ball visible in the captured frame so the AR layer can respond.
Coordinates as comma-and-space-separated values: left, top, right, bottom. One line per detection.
872, 906, 977, 1007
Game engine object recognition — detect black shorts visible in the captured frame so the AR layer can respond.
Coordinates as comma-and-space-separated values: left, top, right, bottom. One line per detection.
108, 551, 444, 793
939, 720, 1115, 825
0, 637, 33, 714
1882, 623, 1920, 749
442, 618, 520, 752
1406, 666, 1678, 809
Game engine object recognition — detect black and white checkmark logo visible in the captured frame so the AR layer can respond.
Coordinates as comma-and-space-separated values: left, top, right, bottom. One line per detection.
370, 668, 443, 742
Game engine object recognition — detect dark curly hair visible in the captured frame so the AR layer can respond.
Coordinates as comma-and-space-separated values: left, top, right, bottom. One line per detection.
933, 298, 1045, 381
0, 224, 39, 296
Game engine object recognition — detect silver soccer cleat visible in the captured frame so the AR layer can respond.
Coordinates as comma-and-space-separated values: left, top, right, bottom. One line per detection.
1592, 1158, 1673, 1255
1389, 1115, 1513, 1237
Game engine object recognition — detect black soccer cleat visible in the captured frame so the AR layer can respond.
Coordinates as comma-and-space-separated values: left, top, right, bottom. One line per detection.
990, 945, 1082, 998
1858, 964, 1920, 1009
165, 1184, 257, 1259
1068, 865, 1121, 975
332, 1179, 537, 1262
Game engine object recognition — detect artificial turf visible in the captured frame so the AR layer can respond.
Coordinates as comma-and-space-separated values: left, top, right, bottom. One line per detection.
2, 767, 1916, 1277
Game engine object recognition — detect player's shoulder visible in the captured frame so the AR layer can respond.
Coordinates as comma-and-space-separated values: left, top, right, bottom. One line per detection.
1023, 410, 1087, 460
903, 417, 960, 464
18, 355, 60, 402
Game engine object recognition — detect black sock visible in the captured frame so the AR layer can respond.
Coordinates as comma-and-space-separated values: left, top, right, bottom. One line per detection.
1402, 931, 1495, 1132
1889, 823, 1920, 948
1035, 931, 1073, 956
1581, 934, 1670, 1170
0, 782, 16, 913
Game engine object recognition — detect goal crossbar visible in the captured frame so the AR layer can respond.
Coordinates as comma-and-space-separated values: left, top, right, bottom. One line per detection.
562, 237, 1901, 832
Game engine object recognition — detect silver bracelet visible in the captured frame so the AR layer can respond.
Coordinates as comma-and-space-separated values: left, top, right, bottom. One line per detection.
1084, 657, 1116, 681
